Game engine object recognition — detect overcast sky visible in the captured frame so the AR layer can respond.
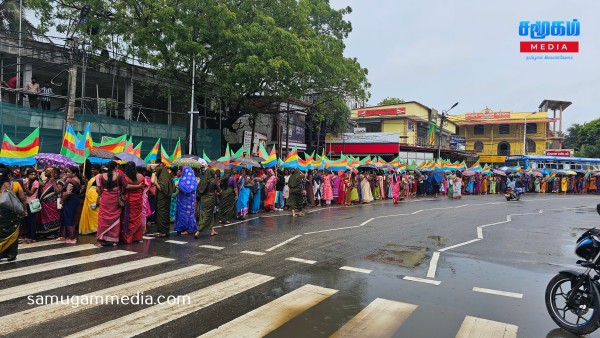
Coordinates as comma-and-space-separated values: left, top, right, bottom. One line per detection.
329, 0, 600, 130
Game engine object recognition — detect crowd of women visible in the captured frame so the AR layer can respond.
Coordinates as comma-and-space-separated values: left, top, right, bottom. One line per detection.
2, 160, 600, 262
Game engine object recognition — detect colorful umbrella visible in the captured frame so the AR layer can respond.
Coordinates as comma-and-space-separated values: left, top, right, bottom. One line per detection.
172, 157, 205, 169
462, 170, 476, 177
114, 152, 146, 167
232, 157, 261, 168
492, 169, 506, 176
208, 161, 228, 170
35, 153, 77, 169
90, 149, 114, 159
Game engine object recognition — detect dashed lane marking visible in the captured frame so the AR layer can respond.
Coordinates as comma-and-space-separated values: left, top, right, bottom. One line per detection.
199, 245, 225, 250
455, 315, 518, 338
286, 257, 317, 265
165, 240, 188, 245
472, 287, 523, 299
241, 251, 266, 256
403, 276, 441, 286
340, 266, 372, 274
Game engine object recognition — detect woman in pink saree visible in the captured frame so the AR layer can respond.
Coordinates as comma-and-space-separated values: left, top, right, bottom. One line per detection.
96, 162, 126, 246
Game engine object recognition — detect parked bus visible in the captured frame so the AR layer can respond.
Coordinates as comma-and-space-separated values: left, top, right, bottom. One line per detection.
504, 155, 600, 171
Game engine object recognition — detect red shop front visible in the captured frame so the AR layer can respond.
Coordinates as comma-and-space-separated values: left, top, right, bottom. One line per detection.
326, 143, 399, 155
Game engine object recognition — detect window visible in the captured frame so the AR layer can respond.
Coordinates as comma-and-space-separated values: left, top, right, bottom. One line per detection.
499, 124, 510, 134
474, 141, 484, 152
526, 123, 537, 134
526, 138, 536, 153
473, 124, 484, 135
497, 142, 510, 156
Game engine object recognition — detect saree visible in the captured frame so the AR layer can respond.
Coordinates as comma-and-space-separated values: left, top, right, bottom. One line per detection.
121, 175, 145, 243
170, 177, 180, 222
250, 183, 261, 213
392, 175, 401, 203
322, 175, 333, 201
198, 169, 217, 231
305, 174, 314, 206
39, 180, 63, 237
337, 173, 345, 205
561, 177, 568, 193
264, 172, 277, 211
156, 167, 175, 236
0, 205, 20, 260
344, 178, 352, 205
96, 175, 123, 243
361, 176, 374, 203
79, 175, 99, 235
287, 169, 304, 211
174, 167, 198, 234
219, 173, 237, 221
236, 177, 251, 216
60, 178, 81, 239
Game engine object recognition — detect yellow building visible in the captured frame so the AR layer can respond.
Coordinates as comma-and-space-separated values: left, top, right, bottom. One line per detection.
448, 108, 557, 164
350, 101, 458, 151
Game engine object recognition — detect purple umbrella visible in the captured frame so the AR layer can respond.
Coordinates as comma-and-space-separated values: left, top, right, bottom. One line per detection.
35, 153, 78, 169
114, 152, 146, 167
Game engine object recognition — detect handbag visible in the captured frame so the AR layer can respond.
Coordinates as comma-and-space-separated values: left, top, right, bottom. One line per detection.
0, 188, 25, 214
28, 198, 42, 213
56, 197, 63, 210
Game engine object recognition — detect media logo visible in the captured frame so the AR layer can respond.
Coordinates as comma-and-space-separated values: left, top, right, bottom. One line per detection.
519, 19, 579, 60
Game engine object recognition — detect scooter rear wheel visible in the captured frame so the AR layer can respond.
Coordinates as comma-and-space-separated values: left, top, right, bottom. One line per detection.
545, 272, 600, 335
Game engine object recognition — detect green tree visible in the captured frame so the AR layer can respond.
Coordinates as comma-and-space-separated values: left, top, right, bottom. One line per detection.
0, 0, 46, 39
378, 97, 405, 106
29, 0, 370, 151
564, 118, 600, 157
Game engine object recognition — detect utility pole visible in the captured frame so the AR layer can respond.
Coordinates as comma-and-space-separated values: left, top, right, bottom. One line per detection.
437, 102, 459, 159
66, 36, 79, 127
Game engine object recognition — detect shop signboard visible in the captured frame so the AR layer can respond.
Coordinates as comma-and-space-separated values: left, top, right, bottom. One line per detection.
357, 107, 406, 117
449, 136, 466, 150
545, 149, 573, 157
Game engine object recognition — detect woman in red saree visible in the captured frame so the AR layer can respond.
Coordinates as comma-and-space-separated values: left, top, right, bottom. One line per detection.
336, 170, 345, 205
120, 162, 146, 244
96, 161, 126, 246
263, 169, 277, 212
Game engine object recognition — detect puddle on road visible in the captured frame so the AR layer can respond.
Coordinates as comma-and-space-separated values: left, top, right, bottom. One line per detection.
366, 245, 429, 268
427, 235, 448, 246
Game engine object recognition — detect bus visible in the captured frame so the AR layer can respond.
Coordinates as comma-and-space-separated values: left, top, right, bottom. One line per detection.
504, 155, 600, 171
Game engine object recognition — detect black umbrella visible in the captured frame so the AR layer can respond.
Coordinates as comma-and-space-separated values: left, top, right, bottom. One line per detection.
358, 164, 379, 171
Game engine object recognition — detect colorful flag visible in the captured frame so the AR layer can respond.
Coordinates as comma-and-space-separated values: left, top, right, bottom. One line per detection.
202, 150, 211, 163
258, 143, 269, 160
75, 123, 93, 158
133, 142, 143, 158
144, 139, 160, 164
428, 122, 437, 145
60, 125, 86, 164
93, 134, 127, 153
171, 139, 182, 162
261, 146, 278, 168
217, 144, 231, 163
232, 146, 245, 159
160, 145, 172, 167
0, 128, 40, 166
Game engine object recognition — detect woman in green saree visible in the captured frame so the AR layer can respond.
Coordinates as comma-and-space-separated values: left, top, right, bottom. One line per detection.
196, 168, 221, 238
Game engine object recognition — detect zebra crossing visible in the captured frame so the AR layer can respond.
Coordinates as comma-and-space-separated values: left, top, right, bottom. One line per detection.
0, 243, 520, 337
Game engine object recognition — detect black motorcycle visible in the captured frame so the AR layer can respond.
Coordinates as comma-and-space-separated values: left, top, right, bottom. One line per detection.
545, 204, 600, 335
505, 187, 522, 201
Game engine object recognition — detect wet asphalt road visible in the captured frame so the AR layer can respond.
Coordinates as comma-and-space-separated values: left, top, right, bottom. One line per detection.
2, 193, 600, 337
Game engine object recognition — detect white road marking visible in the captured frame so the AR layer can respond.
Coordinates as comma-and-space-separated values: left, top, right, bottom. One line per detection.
479, 220, 510, 229
200, 284, 337, 338
17, 240, 62, 249
142, 236, 154, 240
265, 235, 302, 252
455, 315, 518, 338
426, 252, 440, 278
0, 244, 98, 265
360, 218, 374, 226
241, 250, 266, 256
340, 266, 372, 274
472, 287, 523, 299
65, 273, 274, 338
330, 298, 418, 338
0, 256, 173, 302
199, 245, 225, 250
165, 240, 188, 245
303, 225, 362, 235
222, 217, 260, 227
477, 227, 483, 239
411, 210, 424, 215
403, 276, 441, 286
286, 257, 317, 265
438, 239, 481, 252
0, 250, 136, 281
0, 264, 221, 334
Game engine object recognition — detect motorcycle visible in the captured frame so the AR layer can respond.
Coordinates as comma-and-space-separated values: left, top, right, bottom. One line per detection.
545, 204, 600, 335
505, 187, 522, 201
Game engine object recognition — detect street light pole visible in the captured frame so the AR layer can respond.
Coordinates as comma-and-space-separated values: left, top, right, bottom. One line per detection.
523, 111, 537, 155
437, 102, 459, 159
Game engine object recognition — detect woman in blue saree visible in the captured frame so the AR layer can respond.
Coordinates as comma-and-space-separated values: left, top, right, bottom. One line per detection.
174, 166, 198, 235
